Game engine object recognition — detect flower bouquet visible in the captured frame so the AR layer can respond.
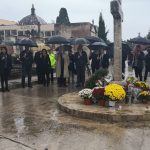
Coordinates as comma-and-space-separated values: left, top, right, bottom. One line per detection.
138, 91, 150, 104
92, 87, 105, 106
104, 83, 126, 107
79, 89, 93, 105
134, 81, 150, 91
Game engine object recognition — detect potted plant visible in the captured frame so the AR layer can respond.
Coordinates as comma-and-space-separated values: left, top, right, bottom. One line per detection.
92, 87, 106, 106
104, 83, 126, 107
79, 89, 93, 105
138, 91, 150, 104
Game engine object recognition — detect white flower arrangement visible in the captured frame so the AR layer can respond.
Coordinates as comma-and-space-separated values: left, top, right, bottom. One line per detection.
79, 89, 93, 100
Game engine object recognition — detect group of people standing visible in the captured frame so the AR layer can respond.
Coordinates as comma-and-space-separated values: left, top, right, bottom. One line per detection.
1, 43, 150, 92
132, 45, 150, 82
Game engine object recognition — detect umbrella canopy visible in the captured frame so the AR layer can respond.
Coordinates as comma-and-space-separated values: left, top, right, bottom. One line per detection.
128, 35, 150, 45
88, 41, 108, 50
46, 35, 69, 44
14, 38, 38, 47
71, 38, 90, 45
1, 40, 14, 46
84, 36, 104, 43
55, 45, 72, 51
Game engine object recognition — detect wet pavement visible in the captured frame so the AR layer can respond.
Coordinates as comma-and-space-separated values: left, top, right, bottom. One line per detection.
0, 83, 150, 150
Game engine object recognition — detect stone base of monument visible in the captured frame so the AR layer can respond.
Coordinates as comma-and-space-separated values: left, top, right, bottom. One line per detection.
58, 92, 150, 123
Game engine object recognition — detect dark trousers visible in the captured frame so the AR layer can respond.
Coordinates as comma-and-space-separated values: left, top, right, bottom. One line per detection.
50, 68, 54, 82
134, 67, 142, 81
22, 66, 32, 87
36, 66, 42, 84
76, 66, 85, 86
144, 68, 149, 81
0, 69, 9, 90
91, 65, 99, 74
42, 71, 50, 86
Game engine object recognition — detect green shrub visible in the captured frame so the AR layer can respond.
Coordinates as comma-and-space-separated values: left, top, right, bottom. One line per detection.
85, 68, 108, 89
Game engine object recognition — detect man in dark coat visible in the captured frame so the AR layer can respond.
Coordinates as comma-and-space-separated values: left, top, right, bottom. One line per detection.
144, 48, 150, 82
34, 51, 43, 84
41, 49, 51, 87
20, 46, 33, 88
74, 45, 88, 87
0, 47, 12, 92
101, 50, 109, 69
89, 50, 100, 74
132, 45, 144, 81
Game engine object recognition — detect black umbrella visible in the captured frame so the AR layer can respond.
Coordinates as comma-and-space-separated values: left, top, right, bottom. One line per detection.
55, 45, 72, 51
84, 36, 104, 43
14, 38, 38, 47
46, 35, 69, 44
1, 40, 14, 46
88, 41, 108, 50
128, 35, 150, 45
71, 38, 90, 45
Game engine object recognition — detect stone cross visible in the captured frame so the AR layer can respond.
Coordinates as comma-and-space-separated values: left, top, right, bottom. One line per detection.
111, 0, 123, 81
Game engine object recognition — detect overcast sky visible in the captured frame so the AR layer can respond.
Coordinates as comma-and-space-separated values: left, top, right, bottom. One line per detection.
0, 0, 150, 41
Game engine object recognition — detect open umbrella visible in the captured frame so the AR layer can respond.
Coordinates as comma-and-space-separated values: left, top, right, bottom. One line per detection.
14, 38, 38, 47
46, 35, 69, 44
55, 45, 72, 51
128, 34, 150, 45
84, 36, 104, 44
71, 38, 90, 45
88, 41, 108, 50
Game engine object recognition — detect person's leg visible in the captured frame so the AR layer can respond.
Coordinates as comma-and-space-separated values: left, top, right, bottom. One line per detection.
21, 67, 26, 88
51, 68, 54, 83
4, 70, 9, 91
76, 68, 81, 87
144, 68, 148, 82
138, 69, 143, 81
46, 71, 50, 86
134, 67, 138, 78
27, 67, 32, 87
0, 73, 5, 92
81, 67, 86, 87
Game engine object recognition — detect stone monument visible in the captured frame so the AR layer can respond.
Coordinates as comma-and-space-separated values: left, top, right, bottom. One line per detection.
111, 0, 123, 81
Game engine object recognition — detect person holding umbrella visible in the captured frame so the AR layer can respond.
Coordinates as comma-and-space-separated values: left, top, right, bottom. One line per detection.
74, 44, 88, 87
41, 49, 51, 87
20, 46, 33, 88
56, 46, 69, 87
132, 45, 144, 81
0, 46, 12, 92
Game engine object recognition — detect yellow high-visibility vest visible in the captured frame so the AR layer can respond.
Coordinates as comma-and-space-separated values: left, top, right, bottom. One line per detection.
49, 53, 56, 69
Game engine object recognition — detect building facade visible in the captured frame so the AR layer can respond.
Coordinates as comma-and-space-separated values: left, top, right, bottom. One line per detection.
0, 5, 98, 43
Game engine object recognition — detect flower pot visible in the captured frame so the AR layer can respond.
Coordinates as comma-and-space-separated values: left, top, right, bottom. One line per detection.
108, 101, 116, 107
84, 99, 93, 105
142, 99, 148, 104
98, 99, 106, 107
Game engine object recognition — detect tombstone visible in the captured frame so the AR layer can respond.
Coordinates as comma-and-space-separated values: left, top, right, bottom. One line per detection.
111, 0, 123, 81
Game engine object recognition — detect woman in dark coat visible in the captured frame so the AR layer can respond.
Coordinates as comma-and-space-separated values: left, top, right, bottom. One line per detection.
0, 47, 12, 92
89, 50, 101, 74
144, 48, 150, 82
132, 45, 144, 81
41, 49, 51, 87
101, 49, 109, 69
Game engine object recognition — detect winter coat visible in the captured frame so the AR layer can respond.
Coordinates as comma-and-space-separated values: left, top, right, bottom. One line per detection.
56, 52, 69, 78
20, 50, 33, 68
145, 52, 150, 71
132, 52, 145, 70
0, 53, 12, 74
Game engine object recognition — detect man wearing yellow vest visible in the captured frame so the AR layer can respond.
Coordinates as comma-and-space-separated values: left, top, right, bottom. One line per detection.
49, 48, 56, 83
